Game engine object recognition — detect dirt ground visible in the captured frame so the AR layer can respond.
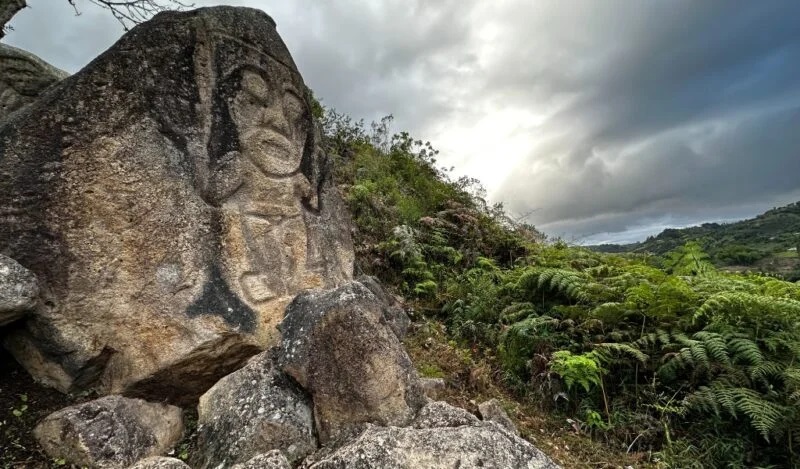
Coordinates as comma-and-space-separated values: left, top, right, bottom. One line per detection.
0, 347, 92, 469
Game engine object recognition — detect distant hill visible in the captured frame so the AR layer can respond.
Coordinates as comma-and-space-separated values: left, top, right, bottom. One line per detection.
591, 201, 800, 279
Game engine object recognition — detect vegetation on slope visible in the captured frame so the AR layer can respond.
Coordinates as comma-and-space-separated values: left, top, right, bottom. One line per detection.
593, 204, 800, 280
323, 109, 800, 468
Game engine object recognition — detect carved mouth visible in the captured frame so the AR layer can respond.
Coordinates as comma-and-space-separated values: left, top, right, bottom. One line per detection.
245, 128, 294, 160
242, 128, 301, 175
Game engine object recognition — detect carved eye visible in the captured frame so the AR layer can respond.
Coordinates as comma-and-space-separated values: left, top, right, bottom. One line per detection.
283, 89, 306, 125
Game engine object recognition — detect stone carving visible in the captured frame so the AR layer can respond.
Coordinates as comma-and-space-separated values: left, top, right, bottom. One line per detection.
0, 6, 353, 402
0, 43, 68, 122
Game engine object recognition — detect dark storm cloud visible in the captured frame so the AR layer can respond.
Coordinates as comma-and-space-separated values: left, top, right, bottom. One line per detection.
5, 1, 799, 242
489, 1, 800, 240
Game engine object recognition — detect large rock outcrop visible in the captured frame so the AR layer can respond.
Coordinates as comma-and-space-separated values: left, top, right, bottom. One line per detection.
0, 6, 353, 402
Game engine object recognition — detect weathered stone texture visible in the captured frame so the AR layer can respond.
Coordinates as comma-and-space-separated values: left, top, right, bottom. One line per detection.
278, 281, 426, 443
0, 42, 68, 121
127, 457, 191, 469
411, 400, 479, 429
0, 6, 353, 402
302, 423, 560, 469
230, 451, 292, 469
33, 395, 183, 469
418, 377, 446, 400
195, 351, 316, 468
0, 252, 38, 325
478, 398, 519, 435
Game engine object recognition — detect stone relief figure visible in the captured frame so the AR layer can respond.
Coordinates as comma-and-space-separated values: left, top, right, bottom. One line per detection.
186, 36, 334, 345
0, 7, 353, 402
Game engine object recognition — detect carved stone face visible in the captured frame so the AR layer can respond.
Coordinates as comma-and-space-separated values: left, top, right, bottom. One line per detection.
229, 68, 309, 177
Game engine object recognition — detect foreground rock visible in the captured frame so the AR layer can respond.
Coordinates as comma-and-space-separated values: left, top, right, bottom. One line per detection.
0, 253, 38, 325
230, 451, 291, 469
0, 6, 353, 401
0, 43, 68, 121
127, 457, 190, 469
478, 398, 519, 435
34, 395, 183, 469
279, 281, 426, 443
418, 377, 446, 400
356, 275, 410, 339
195, 351, 316, 467
303, 423, 558, 469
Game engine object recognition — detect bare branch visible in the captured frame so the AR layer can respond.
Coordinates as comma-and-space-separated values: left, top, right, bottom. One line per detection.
78, 0, 194, 31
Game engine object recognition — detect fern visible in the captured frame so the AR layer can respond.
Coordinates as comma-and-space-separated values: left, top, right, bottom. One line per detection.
689, 384, 787, 440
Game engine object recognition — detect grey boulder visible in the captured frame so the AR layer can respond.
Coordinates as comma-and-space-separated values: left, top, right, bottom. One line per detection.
418, 377, 446, 400
34, 395, 184, 469
230, 451, 291, 469
278, 281, 426, 443
478, 398, 519, 435
411, 400, 479, 429
127, 457, 191, 469
0, 253, 38, 325
195, 351, 316, 467
356, 274, 410, 339
302, 423, 560, 469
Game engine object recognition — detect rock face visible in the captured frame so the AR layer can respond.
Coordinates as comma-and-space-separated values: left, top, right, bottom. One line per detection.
0, 252, 38, 325
279, 281, 426, 443
33, 395, 183, 469
0, 43, 68, 122
0, 6, 353, 401
195, 350, 316, 467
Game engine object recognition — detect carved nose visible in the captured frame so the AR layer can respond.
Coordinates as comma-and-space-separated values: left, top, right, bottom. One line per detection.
262, 105, 291, 138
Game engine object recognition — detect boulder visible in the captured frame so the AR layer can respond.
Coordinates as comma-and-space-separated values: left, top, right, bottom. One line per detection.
411, 400, 479, 429
0, 6, 353, 402
0, 43, 68, 122
418, 377, 446, 400
302, 423, 560, 469
356, 275, 410, 339
195, 351, 316, 467
278, 281, 426, 443
127, 457, 191, 469
478, 398, 519, 435
230, 451, 291, 469
0, 252, 38, 325
33, 395, 184, 469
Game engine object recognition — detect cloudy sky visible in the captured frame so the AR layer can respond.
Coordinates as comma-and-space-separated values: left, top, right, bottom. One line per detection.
6, 0, 800, 244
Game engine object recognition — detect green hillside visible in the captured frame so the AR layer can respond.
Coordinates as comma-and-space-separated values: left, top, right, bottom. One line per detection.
323, 108, 800, 468
592, 203, 800, 280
